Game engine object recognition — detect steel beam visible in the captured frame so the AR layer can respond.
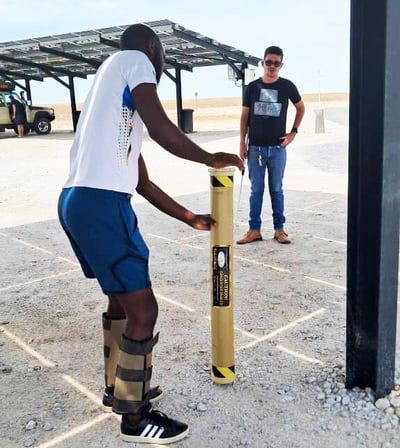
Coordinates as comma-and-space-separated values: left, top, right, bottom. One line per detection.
172, 26, 259, 67
0, 54, 87, 79
39, 45, 102, 69
346, 0, 400, 397
0, 68, 43, 82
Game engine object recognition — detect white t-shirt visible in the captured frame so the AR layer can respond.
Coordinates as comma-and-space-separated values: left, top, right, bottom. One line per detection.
64, 50, 157, 194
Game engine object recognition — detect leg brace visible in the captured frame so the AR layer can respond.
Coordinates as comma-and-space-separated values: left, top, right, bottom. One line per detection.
112, 332, 159, 415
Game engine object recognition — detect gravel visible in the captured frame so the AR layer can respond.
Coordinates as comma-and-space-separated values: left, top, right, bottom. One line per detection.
306, 365, 400, 434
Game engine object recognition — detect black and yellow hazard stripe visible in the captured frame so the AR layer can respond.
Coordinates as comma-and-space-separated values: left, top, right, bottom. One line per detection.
211, 175, 233, 188
212, 365, 235, 379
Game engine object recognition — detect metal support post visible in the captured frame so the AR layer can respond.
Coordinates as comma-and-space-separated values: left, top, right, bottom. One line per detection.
346, 0, 400, 397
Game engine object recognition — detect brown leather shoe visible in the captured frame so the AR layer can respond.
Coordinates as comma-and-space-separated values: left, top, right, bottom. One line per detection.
274, 229, 291, 244
236, 230, 263, 244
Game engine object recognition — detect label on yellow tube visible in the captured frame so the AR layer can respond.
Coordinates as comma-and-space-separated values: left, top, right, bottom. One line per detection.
212, 245, 230, 306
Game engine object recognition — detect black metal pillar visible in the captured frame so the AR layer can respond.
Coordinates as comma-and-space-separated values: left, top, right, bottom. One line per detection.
241, 62, 248, 99
346, 0, 400, 397
68, 75, 78, 132
24, 79, 32, 103
175, 68, 183, 130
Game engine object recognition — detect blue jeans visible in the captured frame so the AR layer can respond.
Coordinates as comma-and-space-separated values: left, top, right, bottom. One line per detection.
247, 145, 287, 231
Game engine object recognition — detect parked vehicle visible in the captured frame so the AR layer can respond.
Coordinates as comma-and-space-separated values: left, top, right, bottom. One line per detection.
0, 81, 55, 135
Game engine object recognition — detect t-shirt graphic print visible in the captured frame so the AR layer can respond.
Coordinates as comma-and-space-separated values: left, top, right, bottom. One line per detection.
254, 88, 282, 117
118, 85, 136, 167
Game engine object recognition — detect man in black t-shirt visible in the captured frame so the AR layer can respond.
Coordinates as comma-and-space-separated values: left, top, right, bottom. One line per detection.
9, 95, 26, 138
237, 46, 305, 245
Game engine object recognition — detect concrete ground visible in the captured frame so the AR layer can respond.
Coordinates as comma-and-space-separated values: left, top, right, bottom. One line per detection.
1, 103, 399, 448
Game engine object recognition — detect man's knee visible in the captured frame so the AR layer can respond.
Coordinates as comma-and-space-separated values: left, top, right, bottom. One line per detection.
269, 183, 283, 195
250, 186, 265, 196
115, 288, 158, 339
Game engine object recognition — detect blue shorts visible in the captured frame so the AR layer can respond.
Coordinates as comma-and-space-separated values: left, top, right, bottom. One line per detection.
58, 187, 151, 295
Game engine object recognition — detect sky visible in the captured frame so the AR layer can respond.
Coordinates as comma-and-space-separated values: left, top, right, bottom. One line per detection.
0, 0, 351, 104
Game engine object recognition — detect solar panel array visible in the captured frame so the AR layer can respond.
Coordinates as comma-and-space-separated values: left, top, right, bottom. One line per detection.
0, 19, 259, 82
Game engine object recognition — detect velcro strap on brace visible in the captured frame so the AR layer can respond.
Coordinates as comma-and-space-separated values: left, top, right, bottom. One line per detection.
120, 332, 159, 355
145, 385, 161, 401
102, 312, 126, 331
116, 365, 152, 382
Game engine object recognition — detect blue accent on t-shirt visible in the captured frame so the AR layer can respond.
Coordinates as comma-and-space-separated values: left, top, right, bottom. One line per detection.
122, 85, 134, 111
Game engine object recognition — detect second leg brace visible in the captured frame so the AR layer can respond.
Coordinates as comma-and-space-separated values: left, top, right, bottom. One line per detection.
112, 332, 159, 415
103, 313, 126, 389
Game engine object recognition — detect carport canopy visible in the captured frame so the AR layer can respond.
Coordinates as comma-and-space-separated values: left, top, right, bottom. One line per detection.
0, 19, 260, 131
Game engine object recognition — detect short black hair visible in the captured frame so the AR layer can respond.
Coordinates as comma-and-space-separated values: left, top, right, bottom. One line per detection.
264, 46, 284, 59
120, 23, 157, 51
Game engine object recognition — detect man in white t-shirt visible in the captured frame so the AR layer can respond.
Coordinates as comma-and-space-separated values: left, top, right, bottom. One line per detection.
58, 23, 243, 444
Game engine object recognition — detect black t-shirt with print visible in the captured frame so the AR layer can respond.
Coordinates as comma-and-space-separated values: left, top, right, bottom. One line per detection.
243, 77, 301, 146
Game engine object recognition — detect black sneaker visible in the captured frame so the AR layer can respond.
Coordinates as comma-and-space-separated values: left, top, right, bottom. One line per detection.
120, 409, 189, 444
102, 386, 163, 413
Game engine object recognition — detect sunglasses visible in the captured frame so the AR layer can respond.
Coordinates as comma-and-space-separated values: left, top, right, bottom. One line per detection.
264, 60, 282, 67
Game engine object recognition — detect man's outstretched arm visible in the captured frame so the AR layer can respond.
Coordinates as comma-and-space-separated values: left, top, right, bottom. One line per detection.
136, 154, 216, 231
131, 83, 243, 172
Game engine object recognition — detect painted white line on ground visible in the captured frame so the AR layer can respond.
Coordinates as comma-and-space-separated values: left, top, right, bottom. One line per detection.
156, 296, 256, 340
234, 326, 259, 340
1, 293, 324, 416
276, 344, 324, 365
147, 233, 205, 250
304, 276, 346, 291
0, 326, 56, 367
0, 326, 118, 423
9, 237, 54, 254
3, 229, 348, 293
312, 235, 346, 245
238, 308, 326, 351
0, 233, 81, 267
35, 413, 113, 448
62, 374, 103, 406
62, 375, 121, 424
1, 231, 82, 268
181, 233, 208, 241
1, 326, 120, 444
165, 230, 209, 242
298, 197, 339, 211
155, 292, 196, 312
149, 232, 347, 291
56, 256, 80, 266
194, 305, 326, 353
0, 269, 80, 292
236, 197, 340, 223
235, 255, 291, 273
0, 231, 55, 254
235, 254, 346, 291
204, 315, 258, 340
148, 231, 348, 292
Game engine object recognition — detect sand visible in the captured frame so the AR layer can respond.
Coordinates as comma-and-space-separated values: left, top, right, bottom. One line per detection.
45, 92, 349, 132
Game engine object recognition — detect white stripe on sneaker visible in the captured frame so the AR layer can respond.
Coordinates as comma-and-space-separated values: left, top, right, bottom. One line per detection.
140, 424, 153, 437
140, 424, 165, 439
155, 428, 165, 438
148, 425, 160, 437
